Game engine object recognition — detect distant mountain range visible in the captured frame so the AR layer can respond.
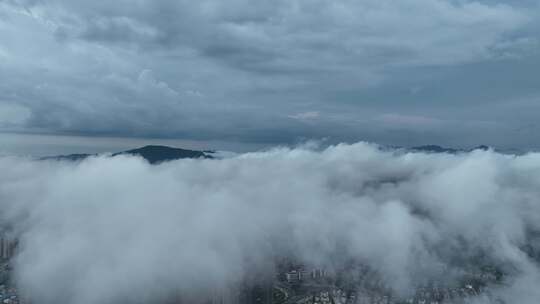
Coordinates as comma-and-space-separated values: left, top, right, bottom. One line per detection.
410, 144, 490, 153
41, 145, 213, 164
39, 143, 498, 165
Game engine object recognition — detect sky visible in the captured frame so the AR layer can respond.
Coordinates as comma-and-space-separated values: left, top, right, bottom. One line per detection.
1, 0, 540, 154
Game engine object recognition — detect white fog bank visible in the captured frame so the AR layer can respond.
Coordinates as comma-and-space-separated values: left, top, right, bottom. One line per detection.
1, 142, 540, 303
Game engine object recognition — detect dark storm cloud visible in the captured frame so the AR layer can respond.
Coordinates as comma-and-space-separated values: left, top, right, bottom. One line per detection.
0, 0, 539, 148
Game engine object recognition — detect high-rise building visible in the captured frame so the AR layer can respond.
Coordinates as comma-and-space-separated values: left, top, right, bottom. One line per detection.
0, 235, 16, 260
209, 284, 242, 304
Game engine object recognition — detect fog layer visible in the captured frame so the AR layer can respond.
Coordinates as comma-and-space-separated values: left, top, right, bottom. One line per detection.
1, 142, 539, 303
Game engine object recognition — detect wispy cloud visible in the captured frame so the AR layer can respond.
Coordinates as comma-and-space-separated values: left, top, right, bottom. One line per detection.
288, 111, 320, 121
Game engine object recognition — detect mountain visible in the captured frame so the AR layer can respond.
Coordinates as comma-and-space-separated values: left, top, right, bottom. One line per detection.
411, 145, 458, 153
40, 153, 92, 161
112, 145, 212, 164
471, 145, 490, 151
41, 145, 212, 164
41, 143, 495, 164
410, 144, 491, 154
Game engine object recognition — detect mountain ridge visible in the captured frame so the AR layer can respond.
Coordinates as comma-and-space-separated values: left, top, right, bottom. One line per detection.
40, 145, 213, 164
410, 144, 490, 153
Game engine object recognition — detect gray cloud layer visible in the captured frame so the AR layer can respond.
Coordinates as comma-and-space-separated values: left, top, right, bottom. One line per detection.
0, 0, 540, 148
1, 143, 540, 303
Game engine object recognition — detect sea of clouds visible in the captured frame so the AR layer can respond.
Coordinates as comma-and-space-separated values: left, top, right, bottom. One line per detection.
1, 142, 539, 303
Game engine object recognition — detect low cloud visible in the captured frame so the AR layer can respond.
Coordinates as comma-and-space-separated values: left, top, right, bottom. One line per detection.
0, 142, 539, 303
376, 113, 444, 127
0, 102, 31, 127
288, 111, 320, 121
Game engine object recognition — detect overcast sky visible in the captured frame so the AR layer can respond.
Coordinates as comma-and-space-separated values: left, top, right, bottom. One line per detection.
1, 0, 540, 154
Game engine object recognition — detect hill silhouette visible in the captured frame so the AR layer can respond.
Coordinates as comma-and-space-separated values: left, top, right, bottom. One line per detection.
41, 145, 212, 164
